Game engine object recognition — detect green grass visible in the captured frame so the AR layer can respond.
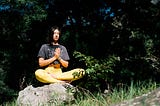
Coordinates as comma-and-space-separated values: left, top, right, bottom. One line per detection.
3, 80, 159, 106
106, 80, 158, 105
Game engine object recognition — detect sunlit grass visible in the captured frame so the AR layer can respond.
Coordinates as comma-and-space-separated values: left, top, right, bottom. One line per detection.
3, 80, 159, 106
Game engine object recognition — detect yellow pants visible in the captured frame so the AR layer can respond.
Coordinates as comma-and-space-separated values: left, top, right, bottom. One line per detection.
35, 67, 85, 83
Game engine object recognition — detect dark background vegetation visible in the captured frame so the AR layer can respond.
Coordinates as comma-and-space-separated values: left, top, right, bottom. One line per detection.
0, 0, 160, 104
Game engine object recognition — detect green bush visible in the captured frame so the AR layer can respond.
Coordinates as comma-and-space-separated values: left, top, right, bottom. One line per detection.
73, 51, 120, 91
0, 51, 16, 104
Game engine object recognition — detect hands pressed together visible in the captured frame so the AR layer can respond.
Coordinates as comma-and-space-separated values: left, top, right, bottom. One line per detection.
54, 48, 61, 60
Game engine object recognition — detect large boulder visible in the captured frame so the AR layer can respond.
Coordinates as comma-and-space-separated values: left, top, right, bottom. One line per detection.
17, 83, 75, 106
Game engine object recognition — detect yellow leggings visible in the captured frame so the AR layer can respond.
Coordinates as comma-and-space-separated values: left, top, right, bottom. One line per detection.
35, 67, 85, 83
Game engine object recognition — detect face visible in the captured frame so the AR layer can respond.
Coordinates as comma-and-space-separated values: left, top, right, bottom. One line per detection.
53, 29, 60, 42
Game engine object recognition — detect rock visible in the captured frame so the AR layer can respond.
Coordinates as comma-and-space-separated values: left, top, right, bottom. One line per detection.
111, 87, 160, 106
16, 83, 75, 106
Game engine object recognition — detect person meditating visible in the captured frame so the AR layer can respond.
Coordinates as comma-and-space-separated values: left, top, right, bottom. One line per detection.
35, 26, 85, 83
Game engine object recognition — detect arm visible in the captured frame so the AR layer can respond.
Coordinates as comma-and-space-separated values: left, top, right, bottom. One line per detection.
55, 48, 69, 68
39, 47, 69, 68
39, 56, 57, 67
58, 57, 69, 68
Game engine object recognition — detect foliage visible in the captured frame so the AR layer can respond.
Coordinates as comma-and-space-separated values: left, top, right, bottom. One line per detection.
3, 80, 159, 106
0, 0, 47, 103
73, 51, 120, 91
111, 29, 160, 84
0, 50, 16, 104
0, 0, 160, 103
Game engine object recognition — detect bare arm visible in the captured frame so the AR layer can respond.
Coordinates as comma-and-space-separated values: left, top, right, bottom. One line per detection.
55, 48, 69, 68
39, 57, 57, 67
38, 47, 69, 68
58, 57, 69, 68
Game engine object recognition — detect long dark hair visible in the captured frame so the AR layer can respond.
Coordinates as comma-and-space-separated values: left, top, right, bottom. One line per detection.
47, 26, 61, 44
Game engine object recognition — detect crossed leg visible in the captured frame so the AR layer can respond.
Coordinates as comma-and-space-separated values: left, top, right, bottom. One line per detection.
35, 67, 85, 83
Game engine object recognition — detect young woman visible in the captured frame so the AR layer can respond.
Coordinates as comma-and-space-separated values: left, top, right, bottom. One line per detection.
35, 26, 85, 83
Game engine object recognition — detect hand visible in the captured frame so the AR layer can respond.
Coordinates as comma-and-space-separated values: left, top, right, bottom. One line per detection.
54, 48, 61, 59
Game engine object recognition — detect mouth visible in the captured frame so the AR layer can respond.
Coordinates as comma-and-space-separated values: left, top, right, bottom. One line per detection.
55, 36, 58, 39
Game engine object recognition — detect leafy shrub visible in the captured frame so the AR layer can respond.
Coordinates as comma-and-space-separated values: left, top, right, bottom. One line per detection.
73, 51, 120, 92
0, 51, 16, 104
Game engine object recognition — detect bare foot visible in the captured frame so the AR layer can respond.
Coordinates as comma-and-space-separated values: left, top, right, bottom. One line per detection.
50, 74, 57, 79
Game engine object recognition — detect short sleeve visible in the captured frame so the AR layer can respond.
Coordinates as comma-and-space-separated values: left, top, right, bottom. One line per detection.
60, 45, 70, 61
37, 44, 47, 59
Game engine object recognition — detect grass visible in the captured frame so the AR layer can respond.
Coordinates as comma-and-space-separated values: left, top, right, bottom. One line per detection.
3, 80, 159, 106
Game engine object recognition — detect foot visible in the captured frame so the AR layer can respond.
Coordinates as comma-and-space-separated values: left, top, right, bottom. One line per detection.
50, 74, 58, 79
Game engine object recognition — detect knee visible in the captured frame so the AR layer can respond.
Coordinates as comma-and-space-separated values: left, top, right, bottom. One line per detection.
35, 69, 44, 76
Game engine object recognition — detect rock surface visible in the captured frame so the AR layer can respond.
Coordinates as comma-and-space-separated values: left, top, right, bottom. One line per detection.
112, 87, 160, 106
17, 83, 75, 106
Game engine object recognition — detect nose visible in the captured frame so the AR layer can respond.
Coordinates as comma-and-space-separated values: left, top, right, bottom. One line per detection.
55, 35, 58, 37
